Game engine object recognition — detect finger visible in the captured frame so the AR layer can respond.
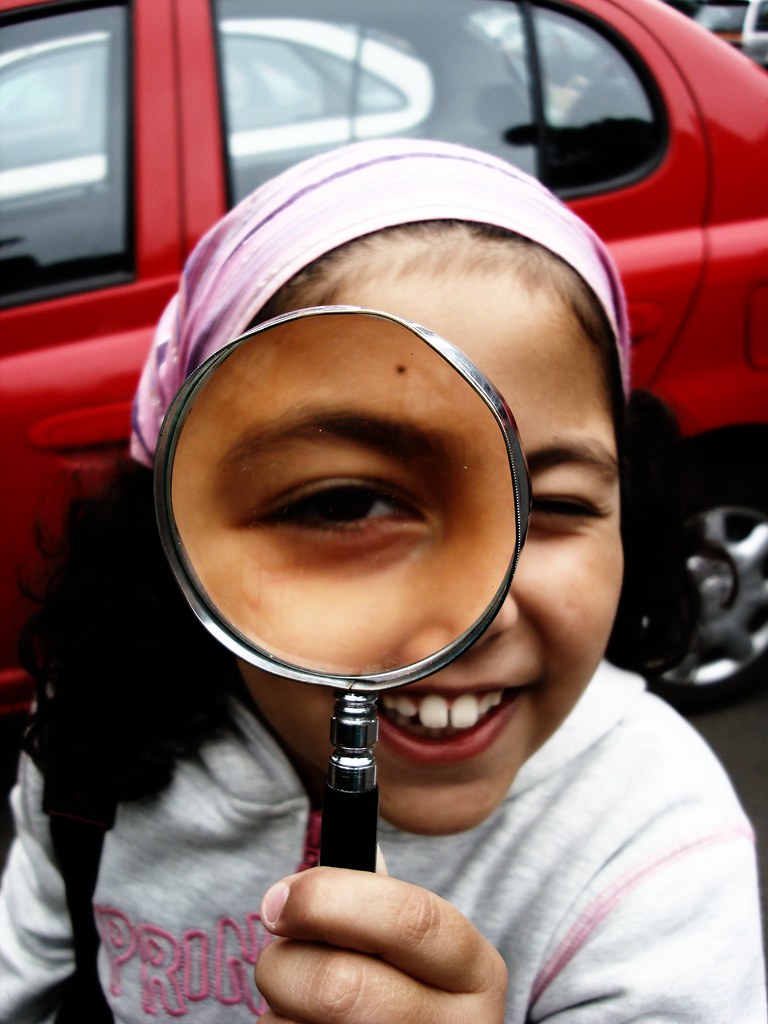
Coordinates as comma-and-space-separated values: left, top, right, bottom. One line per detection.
257, 938, 454, 1024
260, 868, 505, 996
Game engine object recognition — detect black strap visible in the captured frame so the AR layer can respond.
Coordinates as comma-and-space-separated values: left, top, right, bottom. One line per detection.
45, 779, 115, 1024
48, 814, 113, 1023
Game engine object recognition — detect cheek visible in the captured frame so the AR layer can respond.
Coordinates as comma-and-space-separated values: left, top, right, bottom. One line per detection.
238, 663, 334, 777
517, 532, 624, 659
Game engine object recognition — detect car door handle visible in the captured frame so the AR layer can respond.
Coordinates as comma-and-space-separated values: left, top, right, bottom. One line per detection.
28, 402, 132, 450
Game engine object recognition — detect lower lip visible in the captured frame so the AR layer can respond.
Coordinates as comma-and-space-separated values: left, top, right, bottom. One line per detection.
376, 690, 524, 765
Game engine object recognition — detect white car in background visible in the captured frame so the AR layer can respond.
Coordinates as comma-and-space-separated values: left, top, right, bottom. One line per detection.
0, 20, 433, 206
694, 0, 768, 68
222, 19, 434, 162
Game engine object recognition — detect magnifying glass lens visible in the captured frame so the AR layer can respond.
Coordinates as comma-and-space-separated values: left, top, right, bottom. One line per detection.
160, 309, 526, 686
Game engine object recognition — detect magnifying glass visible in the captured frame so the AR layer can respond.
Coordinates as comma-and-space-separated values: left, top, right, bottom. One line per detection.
155, 306, 529, 870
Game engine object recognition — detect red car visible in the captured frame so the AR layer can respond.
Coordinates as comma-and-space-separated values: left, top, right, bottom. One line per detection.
2, 0, 768, 712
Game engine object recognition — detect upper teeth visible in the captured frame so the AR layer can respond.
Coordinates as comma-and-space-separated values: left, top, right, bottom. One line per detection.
380, 690, 503, 730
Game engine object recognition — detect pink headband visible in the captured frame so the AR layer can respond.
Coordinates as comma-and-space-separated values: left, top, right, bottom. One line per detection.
130, 138, 629, 466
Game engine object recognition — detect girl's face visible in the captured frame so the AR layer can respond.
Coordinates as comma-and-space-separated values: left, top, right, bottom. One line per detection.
239, 239, 624, 835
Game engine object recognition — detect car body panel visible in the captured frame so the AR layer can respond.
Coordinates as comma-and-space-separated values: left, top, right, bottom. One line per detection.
173, 0, 229, 250
567, 0, 709, 388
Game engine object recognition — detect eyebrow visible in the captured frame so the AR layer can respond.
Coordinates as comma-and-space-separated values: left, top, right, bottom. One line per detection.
525, 441, 619, 481
222, 409, 448, 466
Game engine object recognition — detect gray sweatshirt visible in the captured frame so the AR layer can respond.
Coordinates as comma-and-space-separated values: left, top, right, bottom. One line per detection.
0, 663, 765, 1022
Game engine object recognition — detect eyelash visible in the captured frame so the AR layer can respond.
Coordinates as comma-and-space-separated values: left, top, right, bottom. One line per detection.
532, 498, 600, 519
261, 483, 418, 533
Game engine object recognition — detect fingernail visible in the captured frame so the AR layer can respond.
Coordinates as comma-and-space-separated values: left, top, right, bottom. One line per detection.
261, 883, 290, 930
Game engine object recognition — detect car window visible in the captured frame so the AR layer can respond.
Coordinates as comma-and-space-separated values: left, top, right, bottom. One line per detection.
215, 7, 444, 200
532, 5, 660, 191
0, 5, 130, 307
222, 29, 416, 131
755, 1, 768, 31
214, 0, 662, 205
214, 0, 537, 202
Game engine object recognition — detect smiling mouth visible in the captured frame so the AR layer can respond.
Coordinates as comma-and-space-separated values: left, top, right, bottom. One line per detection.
379, 688, 509, 738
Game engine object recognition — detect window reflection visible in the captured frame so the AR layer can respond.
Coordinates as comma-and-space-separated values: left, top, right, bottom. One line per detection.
215, 1, 662, 205
0, 6, 130, 303
534, 7, 660, 191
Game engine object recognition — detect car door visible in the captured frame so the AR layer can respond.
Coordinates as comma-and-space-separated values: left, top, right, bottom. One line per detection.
0, 0, 190, 707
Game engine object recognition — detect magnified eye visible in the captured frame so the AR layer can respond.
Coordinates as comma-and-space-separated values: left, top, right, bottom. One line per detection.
266, 483, 419, 531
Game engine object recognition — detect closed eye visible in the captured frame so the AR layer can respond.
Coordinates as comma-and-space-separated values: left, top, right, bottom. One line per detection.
531, 498, 601, 519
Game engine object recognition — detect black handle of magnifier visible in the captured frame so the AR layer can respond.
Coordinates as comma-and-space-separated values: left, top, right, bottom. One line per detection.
319, 690, 379, 871
320, 783, 379, 871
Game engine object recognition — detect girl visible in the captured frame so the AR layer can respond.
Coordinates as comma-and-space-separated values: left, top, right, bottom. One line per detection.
1, 140, 764, 1022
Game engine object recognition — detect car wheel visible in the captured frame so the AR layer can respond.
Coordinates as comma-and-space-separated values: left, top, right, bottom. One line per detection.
648, 454, 768, 710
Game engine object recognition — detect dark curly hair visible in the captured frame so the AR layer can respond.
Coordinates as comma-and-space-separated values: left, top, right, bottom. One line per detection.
607, 389, 701, 672
20, 459, 238, 813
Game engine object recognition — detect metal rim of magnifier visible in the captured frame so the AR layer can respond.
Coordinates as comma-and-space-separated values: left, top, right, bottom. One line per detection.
154, 305, 530, 692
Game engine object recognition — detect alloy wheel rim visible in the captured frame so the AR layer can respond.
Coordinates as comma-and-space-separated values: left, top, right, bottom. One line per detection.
662, 505, 768, 687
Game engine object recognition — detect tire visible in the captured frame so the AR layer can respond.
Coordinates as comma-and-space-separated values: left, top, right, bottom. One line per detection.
648, 450, 768, 711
